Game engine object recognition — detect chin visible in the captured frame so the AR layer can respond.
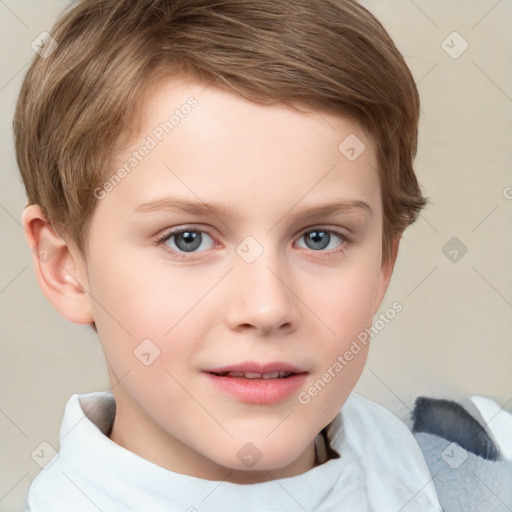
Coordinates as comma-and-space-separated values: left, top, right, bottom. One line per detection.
205, 436, 311, 475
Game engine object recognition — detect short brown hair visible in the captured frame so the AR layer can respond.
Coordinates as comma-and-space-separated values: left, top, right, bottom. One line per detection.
14, 0, 427, 262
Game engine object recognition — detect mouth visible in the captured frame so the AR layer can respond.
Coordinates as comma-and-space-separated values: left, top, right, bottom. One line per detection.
204, 361, 307, 376
207, 370, 298, 379
203, 362, 308, 404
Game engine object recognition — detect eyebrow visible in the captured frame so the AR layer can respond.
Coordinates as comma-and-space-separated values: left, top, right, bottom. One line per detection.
133, 195, 373, 219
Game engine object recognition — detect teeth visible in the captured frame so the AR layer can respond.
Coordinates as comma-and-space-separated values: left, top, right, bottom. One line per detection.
219, 370, 294, 379
228, 371, 245, 378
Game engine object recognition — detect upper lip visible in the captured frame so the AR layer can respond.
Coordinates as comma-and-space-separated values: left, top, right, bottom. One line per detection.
204, 361, 308, 374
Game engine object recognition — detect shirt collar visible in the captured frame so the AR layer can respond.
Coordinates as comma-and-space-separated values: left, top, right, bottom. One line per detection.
57, 391, 350, 511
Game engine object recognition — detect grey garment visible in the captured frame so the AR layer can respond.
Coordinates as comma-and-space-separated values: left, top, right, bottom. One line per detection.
411, 396, 512, 512
412, 397, 500, 461
414, 432, 512, 512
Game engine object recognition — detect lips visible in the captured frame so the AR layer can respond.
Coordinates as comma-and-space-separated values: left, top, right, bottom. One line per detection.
203, 361, 308, 404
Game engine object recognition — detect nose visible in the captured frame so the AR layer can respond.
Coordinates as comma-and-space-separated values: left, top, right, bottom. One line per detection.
224, 245, 300, 336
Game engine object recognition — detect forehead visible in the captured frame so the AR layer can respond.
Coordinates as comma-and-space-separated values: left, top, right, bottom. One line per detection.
138, 75, 373, 154
103, 75, 381, 224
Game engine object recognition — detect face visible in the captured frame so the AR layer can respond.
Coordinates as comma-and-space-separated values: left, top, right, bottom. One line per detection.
78, 76, 394, 483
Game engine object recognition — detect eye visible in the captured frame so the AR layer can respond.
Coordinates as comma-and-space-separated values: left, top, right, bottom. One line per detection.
295, 228, 347, 255
155, 226, 349, 260
156, 227, 215, 258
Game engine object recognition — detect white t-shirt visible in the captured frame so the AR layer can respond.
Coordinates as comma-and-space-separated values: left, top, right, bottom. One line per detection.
23, 391, 442, 511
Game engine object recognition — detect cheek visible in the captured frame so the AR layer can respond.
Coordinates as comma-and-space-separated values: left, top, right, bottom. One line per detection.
89, 243, 189, 327
299, 255, 381, 413
312, 257, 382, 345
87, 250, 217, 371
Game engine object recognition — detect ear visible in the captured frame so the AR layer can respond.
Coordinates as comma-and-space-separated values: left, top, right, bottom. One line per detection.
21, 204, 94, 324
373, 234, 401, 315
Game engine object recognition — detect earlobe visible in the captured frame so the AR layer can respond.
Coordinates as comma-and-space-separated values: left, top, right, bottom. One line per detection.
21, 204, 94, 324
373, 235, 401, 315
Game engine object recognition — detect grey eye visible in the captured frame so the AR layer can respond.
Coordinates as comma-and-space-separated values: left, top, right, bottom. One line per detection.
164, 230, 214, 253
297, 229, 344, 251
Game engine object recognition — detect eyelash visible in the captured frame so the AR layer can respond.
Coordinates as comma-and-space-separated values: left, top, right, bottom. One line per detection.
154, 226, 350, 260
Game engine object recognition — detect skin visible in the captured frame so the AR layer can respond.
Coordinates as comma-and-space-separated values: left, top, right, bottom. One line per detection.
23, 75, 399, 484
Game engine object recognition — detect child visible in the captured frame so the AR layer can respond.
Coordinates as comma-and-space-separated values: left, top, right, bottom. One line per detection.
14, 0, 443, 510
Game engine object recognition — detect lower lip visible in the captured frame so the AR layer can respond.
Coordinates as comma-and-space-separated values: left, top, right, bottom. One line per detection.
204, 372, 308, 404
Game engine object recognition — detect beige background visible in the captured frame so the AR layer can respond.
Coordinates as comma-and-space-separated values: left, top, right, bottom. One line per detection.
1, 1, 511, 510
